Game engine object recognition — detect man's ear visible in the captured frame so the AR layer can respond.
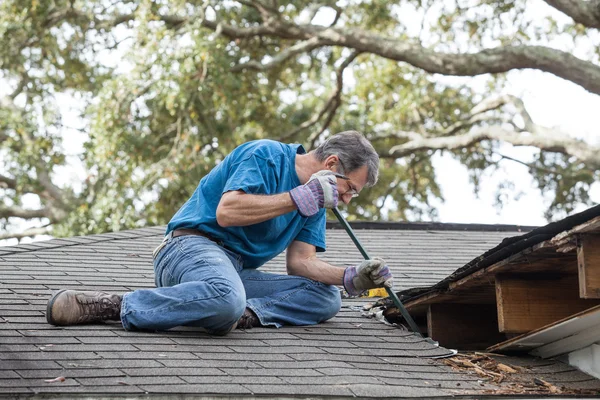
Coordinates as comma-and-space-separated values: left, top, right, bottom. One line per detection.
324, 155, 339, 171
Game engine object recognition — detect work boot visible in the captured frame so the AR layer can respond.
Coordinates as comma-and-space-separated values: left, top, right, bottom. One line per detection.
236, 307, 261, 330
46, 289, 122, 326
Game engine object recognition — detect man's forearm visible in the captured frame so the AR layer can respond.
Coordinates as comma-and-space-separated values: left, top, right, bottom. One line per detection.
216, 191, 297, 227
287, 257, 345, 286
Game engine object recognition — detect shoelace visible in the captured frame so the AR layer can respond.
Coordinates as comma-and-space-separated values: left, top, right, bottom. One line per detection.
76, 296, 120, 323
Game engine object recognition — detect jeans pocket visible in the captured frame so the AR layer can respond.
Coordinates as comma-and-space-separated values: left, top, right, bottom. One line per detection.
154, 240, 177, 287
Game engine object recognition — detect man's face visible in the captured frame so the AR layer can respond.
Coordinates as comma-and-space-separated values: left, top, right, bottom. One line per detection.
335, 164, 369, 205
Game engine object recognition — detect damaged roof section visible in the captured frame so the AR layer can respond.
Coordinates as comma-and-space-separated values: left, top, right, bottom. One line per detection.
398, 205, 600, 375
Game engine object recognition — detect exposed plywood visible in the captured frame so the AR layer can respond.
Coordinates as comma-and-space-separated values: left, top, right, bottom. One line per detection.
578, 234, 600, 299
427, 304, 506, 350
495, 274, 600, 334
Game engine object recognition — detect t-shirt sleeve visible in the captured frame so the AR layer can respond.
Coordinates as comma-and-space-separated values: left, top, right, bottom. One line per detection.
294, 209, 327, 252
223, 154, 277, 195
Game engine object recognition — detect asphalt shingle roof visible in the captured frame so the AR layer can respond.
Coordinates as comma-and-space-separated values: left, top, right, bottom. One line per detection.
1, 223, 599, 398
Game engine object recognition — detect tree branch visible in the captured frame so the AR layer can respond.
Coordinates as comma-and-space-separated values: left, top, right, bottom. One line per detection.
232, 37, 325, 71
543, 0, 600, 30
17, 132, 68, 207
72, 7, 600, 96
0, 206, 50, 220
0, 225, 52, 241
307, 50, 360, 149
0, 174, 17, 190
388, 125, 600, 168
198, 18, 600, 95
495, 152, 558, 175
278, 51, 359, 144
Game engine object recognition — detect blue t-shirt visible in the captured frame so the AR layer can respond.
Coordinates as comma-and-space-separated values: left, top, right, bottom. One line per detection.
166, 140, 326, 268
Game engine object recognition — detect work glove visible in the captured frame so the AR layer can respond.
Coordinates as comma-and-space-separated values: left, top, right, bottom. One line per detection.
289, 170, 338, 217
343, 257, 393, 297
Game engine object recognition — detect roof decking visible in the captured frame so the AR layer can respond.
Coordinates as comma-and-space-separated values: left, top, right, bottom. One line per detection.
1, 222, 599, 398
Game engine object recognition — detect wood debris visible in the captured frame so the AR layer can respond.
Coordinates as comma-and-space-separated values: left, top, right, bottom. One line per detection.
44, 376, 66, 383
444, 352, 598, 396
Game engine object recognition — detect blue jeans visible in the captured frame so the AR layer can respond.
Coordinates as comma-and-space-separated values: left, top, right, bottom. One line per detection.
120, 234, 341, 333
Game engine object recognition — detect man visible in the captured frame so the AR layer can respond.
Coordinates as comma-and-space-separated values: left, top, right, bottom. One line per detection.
47, 130, 393, 334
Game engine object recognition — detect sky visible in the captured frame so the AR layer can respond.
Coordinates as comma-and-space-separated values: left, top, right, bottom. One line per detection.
1, 1, 600, 246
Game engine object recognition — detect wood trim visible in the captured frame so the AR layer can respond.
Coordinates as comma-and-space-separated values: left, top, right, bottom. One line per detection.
578, 234, 600, 299
488, 305, 600, 354
495, 274, 600, 333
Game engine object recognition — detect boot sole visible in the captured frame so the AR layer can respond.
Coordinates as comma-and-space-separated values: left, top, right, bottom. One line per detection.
46, 289, 68, 325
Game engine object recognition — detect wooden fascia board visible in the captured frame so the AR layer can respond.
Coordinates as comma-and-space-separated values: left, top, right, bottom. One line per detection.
488, 304, 600, 355
578, 234, 600, 299
495, 274, 599, 334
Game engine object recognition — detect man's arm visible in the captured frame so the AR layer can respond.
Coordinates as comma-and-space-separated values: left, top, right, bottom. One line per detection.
285, 240, 345, 285
216, 190, 296, 227
216, 171, 342, 227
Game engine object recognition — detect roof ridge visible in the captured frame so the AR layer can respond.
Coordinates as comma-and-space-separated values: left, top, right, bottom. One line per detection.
0, 226, 165, 257
326, 220, 538, 232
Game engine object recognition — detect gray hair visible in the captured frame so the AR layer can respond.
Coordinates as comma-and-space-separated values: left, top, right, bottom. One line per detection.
313, 131, 379, 186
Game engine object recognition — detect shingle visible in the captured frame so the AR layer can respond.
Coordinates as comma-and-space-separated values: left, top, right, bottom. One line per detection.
0, 352, 101, 361
98, 351, 200, 360
198, 352, 294, 362
348, 383, 450, 398
181, 375, 285, 385
255, 360, 351, 369
76, 336, 177, 345
0, 360, 62, 370
32, 385, 145, 394
39, 344, 139, 352
0, 336, 80, 344
383, 377, 484, 389
0, 370, 20, 378
120, 367, 226, 377
224, 346, 326, 354
57, 359, 163, 368
282, 375, 382, 385
221, 368, 323, 377
158, 359, 259, 369
139, 384, 252, 394
134, 344, 236, 353
16, 368, 125, 379
0, 387, 32, 394
77, 376, 186, 386
243, 383, 354, 397
0, 377, 81, 387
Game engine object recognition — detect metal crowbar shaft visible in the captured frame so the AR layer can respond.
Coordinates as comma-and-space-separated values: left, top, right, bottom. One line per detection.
332, 207, 428, 340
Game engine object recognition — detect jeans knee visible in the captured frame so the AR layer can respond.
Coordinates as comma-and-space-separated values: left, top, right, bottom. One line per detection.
217, 287, 247, 323
315, 284, 342, 322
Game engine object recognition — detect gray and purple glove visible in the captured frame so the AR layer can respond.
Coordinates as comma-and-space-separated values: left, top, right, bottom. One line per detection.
343, 257, 393, 297
289, 170, 339, 217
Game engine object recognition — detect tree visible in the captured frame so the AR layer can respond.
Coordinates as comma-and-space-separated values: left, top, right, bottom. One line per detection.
1, 0, 599, 241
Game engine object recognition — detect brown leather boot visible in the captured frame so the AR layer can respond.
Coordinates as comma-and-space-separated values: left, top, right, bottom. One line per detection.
46, 289, 122, 326
236, 307, 261, 330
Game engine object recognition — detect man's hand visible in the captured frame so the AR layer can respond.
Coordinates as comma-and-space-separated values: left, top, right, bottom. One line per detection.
289, 170, 338, 217
343, 257, 393, 297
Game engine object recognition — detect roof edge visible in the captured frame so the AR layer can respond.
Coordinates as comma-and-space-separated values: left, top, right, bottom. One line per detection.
326, 220, 538, 232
